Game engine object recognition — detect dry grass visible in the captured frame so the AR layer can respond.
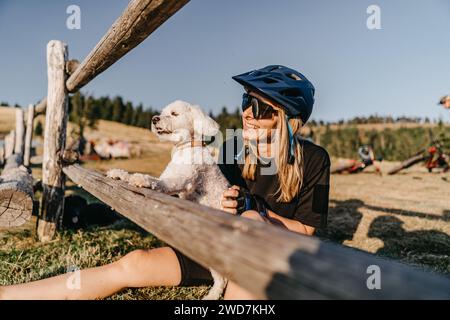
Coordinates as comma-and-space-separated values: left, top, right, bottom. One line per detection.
0, 107, 16, 137
320, 169, 450, 275
0, 218, 210, 300
1, 118, 449, 300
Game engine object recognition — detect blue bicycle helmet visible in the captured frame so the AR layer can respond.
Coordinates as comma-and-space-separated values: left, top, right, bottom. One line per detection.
232, 65, 315, 123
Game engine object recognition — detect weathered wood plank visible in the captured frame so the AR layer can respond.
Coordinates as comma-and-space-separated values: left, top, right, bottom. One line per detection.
4, 131, 15, 159
32, 59, 78, 117
34, 98, 47, 116
24, 104, 35, 167
66, 0, 190, 92
14, 109, 25, 159
37, 40, 69, 242
63, 164, 450, 299
0, 154, 33, 227
0, 147, 4, 167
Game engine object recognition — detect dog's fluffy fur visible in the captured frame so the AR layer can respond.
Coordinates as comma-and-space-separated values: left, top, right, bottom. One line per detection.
106, 100, 229, 300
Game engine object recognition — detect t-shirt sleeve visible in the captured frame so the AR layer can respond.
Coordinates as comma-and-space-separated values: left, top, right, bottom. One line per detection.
293, 147, 330, 229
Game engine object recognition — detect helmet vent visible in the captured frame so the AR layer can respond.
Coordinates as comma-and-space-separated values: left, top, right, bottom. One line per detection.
280, 88, 301, 97
249, 71, 263, 76
262, 78, 278, 84
287, 73, 302, 81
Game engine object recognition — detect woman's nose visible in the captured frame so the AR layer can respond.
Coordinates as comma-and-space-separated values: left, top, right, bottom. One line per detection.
152, 116, 160, 124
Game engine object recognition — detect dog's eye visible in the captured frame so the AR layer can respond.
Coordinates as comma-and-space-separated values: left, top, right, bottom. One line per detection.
171, 112, 178, 116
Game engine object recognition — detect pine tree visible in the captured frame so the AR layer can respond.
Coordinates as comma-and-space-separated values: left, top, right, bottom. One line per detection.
123, 101, 134, 125
100, 96, 113, 120
133, 104, 143, 127
34, 120, 43, 136
112, 96, 124, 122
69, 92, 100, 139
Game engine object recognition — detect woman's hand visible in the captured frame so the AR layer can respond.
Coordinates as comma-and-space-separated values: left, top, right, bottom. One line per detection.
221, 185, 241, 214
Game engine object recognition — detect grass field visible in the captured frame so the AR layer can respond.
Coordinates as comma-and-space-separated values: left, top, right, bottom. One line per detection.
0, 112, 449, 299
0, 107, 16, 137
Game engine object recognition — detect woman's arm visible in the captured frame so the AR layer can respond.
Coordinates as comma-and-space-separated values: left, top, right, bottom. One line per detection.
266, 209, 315, 235
221, 186, 315, 236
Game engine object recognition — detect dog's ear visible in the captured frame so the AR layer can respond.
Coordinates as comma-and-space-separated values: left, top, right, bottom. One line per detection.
190, 105, 220, 137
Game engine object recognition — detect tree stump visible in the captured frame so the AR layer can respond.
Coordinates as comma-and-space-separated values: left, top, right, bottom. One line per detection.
0, 154, 33, 227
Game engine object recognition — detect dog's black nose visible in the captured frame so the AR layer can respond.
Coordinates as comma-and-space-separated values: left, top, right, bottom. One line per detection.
152, 116, 160, 124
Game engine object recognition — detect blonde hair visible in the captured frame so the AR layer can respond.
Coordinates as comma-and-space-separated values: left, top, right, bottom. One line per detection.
242, 108, 304, 202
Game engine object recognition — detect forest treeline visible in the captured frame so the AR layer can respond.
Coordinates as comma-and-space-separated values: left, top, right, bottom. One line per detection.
315, 125, 450, 161
3, 93, 449, 161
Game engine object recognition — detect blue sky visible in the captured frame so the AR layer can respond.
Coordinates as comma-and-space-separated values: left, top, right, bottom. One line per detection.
1, 0, 450, 122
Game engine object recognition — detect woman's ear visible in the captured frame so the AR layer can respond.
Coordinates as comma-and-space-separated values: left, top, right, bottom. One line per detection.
190, 105, 220, 137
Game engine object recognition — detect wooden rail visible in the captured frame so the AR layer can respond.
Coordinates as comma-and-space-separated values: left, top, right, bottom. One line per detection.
34, 98, 47, 116
62, 164, 450, 299
66, 0, 190, 92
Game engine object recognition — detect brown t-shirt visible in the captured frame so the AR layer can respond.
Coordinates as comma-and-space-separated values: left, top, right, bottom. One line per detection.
218, 136, 330, 229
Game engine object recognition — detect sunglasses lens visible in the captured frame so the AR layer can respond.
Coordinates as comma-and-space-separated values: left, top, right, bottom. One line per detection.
242, 93, 275, 119
241, 93, 251, 111
259, 104, 275, 119
251, 98, 259, 118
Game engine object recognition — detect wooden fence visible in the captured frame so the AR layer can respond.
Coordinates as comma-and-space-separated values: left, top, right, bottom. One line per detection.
1, 0, 449, 299
0, 107, 34, 227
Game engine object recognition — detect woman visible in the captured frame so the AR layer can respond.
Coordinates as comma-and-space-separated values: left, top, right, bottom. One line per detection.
0, 65, 330, 300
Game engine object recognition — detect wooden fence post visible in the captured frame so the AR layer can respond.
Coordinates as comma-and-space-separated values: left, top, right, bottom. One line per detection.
14, 108, 25, 161
0, 146, 4, 167
37, 40, 68, 242
4, 130, 15, 159
23, 104, 35, 167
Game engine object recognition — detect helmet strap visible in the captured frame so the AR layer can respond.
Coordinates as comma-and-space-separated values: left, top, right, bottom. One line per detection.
285, 115, 295, 164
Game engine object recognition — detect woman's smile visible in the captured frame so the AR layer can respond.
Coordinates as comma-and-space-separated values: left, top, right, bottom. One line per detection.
243, 121, 260, 129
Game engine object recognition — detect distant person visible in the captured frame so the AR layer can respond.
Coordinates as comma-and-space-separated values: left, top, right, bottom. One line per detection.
438, 95, 450, 109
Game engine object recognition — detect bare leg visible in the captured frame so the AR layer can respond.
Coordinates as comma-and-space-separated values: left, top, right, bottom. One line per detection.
223, 280, 257, 300
0, 247, 181, 300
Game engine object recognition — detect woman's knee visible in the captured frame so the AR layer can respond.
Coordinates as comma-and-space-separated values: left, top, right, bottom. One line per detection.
116, 247, 181, 287
117, 249, 149, 274
224, 280, 257, 300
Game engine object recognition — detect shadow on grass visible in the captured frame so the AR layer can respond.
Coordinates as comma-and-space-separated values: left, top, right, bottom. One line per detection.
317, 199, 363, 244
319, 199, 450, 275
368, 216, 450, 274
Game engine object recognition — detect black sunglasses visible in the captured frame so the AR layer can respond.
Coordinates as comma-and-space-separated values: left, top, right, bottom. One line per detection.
241, 93, 276, 119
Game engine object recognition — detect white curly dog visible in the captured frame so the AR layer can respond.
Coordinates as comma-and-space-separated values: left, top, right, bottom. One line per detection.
106, 100, 229, 300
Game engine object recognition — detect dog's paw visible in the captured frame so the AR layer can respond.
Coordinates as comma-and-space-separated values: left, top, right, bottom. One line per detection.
106, 169, 129, 181
128, 173, 153, 188
150, 181, 160, 190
